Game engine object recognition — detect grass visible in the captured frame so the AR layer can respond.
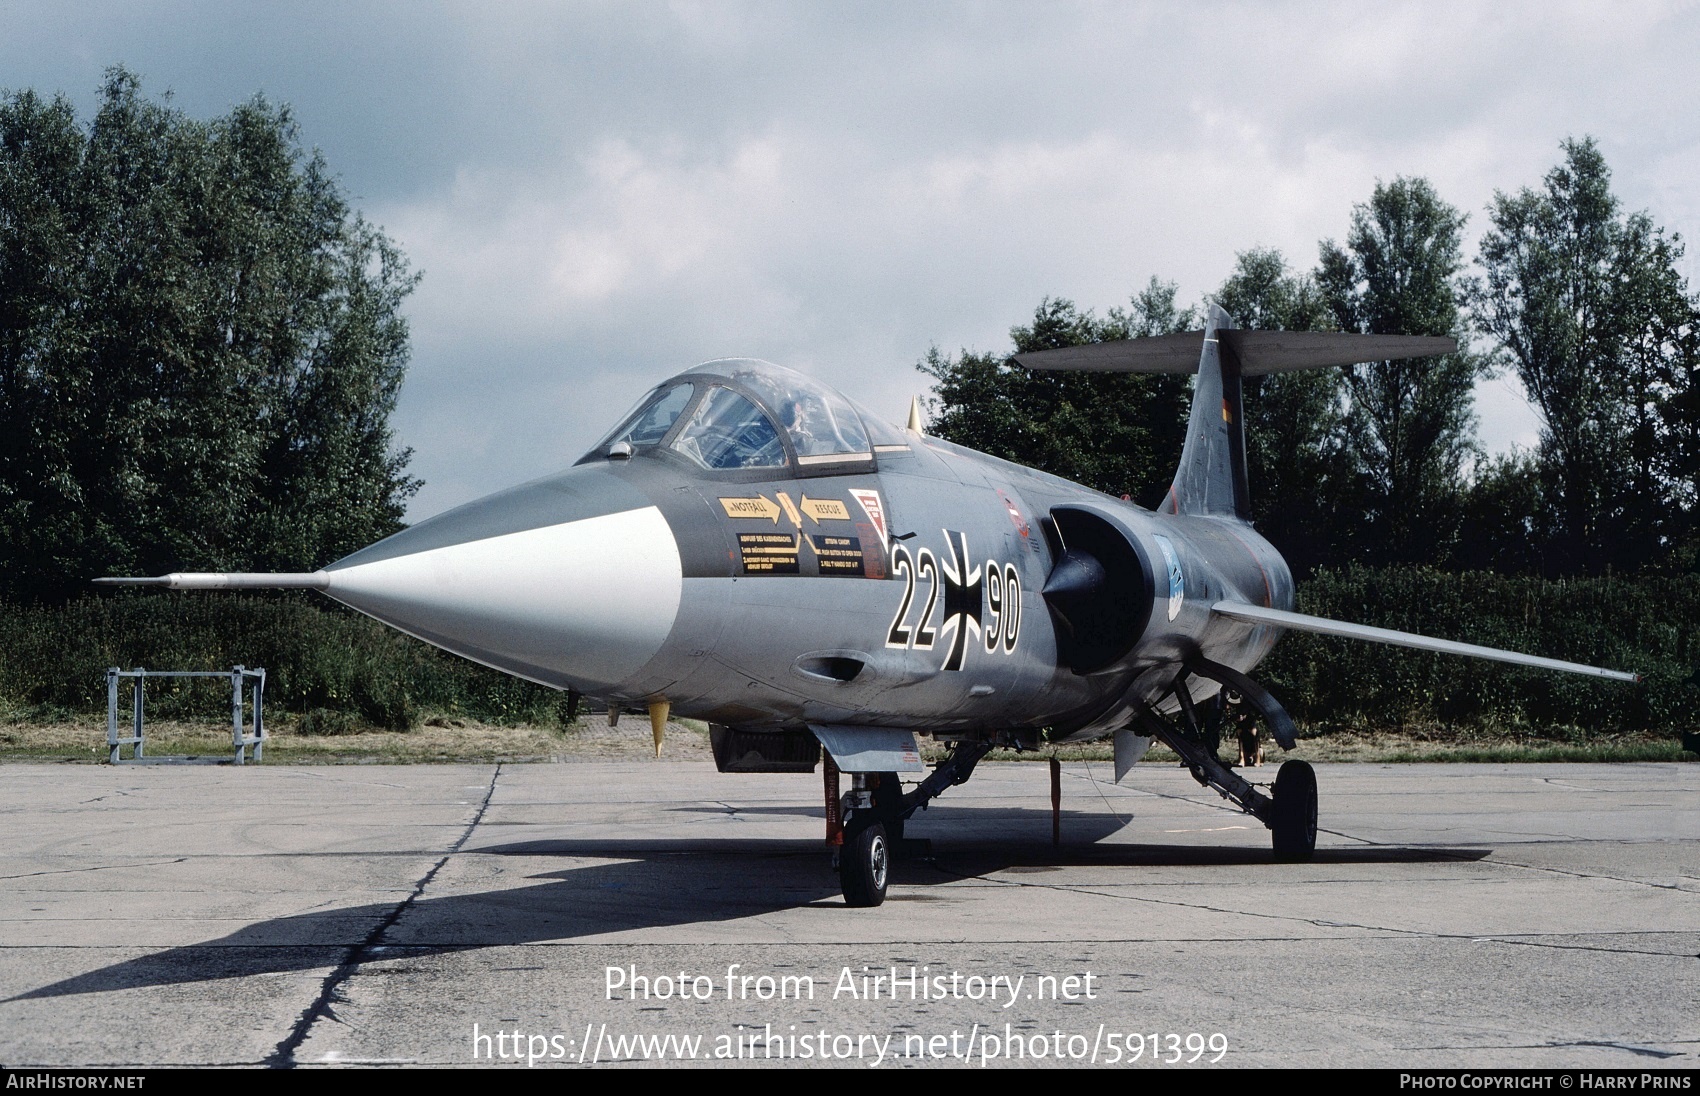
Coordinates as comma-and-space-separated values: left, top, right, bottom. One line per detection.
0, 712, 1689, 765
0, 713, 719, 764
974, 731, 1690, 765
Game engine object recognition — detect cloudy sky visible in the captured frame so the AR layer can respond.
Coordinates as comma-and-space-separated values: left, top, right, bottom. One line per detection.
6, 1, 1700, 518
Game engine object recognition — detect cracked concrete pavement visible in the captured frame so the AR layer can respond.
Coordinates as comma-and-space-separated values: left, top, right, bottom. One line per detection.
0, 760, 1694, 1068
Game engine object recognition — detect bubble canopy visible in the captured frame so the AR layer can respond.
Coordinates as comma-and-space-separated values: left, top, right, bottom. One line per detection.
585, 358, 903, 475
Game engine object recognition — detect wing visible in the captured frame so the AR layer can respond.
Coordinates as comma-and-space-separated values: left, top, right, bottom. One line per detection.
1211, 601, 1639, 683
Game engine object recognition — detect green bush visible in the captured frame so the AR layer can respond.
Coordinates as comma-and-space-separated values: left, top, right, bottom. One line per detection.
1, 570, 1693, 737
0, 592, 560, 728
295, 708, 360, 736
1259, 566, 1698, 734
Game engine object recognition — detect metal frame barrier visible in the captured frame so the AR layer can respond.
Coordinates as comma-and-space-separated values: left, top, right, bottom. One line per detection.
106, 666, 266, 765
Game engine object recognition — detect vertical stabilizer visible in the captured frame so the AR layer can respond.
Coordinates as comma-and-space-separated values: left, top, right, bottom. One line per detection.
1166, 304, 1249, 519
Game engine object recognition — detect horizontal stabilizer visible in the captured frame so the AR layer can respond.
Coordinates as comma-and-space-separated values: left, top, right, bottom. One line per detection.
94, 572, 330, 590
1211, 601, 1639, 683
1015, 330, 1457, 375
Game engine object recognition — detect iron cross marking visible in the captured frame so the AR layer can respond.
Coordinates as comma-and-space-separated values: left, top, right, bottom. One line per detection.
938, 529, 983, 671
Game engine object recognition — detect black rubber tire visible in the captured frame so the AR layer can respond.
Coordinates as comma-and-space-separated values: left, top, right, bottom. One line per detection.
1271, 759, 1318, 861
871, 771, 905, 841
840, 821, 890, 907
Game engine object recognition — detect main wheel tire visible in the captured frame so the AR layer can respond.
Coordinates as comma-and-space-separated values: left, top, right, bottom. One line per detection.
1271, 759, 1318, 861
840, 821, 890, 907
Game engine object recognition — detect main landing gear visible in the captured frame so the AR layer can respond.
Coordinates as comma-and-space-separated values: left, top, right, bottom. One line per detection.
1270, 758, 1318, 860
1138, 667, 1318, 860
829, 742, 993, 906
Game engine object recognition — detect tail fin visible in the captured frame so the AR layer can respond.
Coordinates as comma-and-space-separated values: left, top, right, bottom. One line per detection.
1014, 312, 1454, 521
1170, 304, 1247, 518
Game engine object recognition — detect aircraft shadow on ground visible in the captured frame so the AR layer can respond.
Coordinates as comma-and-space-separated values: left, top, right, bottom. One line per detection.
9, 804, 1489, 1002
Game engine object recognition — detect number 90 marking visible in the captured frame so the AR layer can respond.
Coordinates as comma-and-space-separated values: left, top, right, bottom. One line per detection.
984, 561, 1020, 653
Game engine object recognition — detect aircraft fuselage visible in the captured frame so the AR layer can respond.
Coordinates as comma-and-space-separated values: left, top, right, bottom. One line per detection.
320, 424, 1292, 744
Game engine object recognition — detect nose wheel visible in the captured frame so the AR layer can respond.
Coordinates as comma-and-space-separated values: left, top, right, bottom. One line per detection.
839, 820, 889, 907
825, 746, 991, 908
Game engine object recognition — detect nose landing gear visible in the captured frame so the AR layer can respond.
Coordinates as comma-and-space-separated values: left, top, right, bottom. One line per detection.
839, 820, 890, 907
827, 742, 993, 906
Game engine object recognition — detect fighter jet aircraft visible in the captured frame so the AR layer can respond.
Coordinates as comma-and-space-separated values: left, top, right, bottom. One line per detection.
99, 304, 1637, 906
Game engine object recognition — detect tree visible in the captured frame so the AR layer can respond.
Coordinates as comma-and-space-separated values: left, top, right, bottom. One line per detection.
1613, 212, 1700, 568
1476, 137, 1698, 575
1452, 451, 1552, 574
1210, 248, 1349, 574
1654, 305, 1700, 569
1317, 177, 1484, 566
0, 68, 419, 602
920, 279, 1196, 505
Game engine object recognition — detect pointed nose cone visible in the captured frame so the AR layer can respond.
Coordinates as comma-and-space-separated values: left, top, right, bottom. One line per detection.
322, 472, 682, 692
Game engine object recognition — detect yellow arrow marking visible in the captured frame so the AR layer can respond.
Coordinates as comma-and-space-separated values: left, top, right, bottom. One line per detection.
800, 495, 850, 522
775, 491, 803, 529
719, 495, 782, 523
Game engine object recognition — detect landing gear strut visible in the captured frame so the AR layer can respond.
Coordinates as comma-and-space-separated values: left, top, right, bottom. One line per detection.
871, 770, 905, 841
830, 742, 995, 906
834, 770, 892, 907
1137, 672, 1317, 860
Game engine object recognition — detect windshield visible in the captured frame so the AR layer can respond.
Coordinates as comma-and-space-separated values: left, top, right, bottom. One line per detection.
670, 386, 788, 470
593, 382, 695, 453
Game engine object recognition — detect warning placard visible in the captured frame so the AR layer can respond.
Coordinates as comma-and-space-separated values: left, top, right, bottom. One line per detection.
808, 534, 865, 577
738, 532, 800, 574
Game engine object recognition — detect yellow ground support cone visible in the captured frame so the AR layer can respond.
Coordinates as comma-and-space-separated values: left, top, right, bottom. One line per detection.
648, 700, 669, 758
